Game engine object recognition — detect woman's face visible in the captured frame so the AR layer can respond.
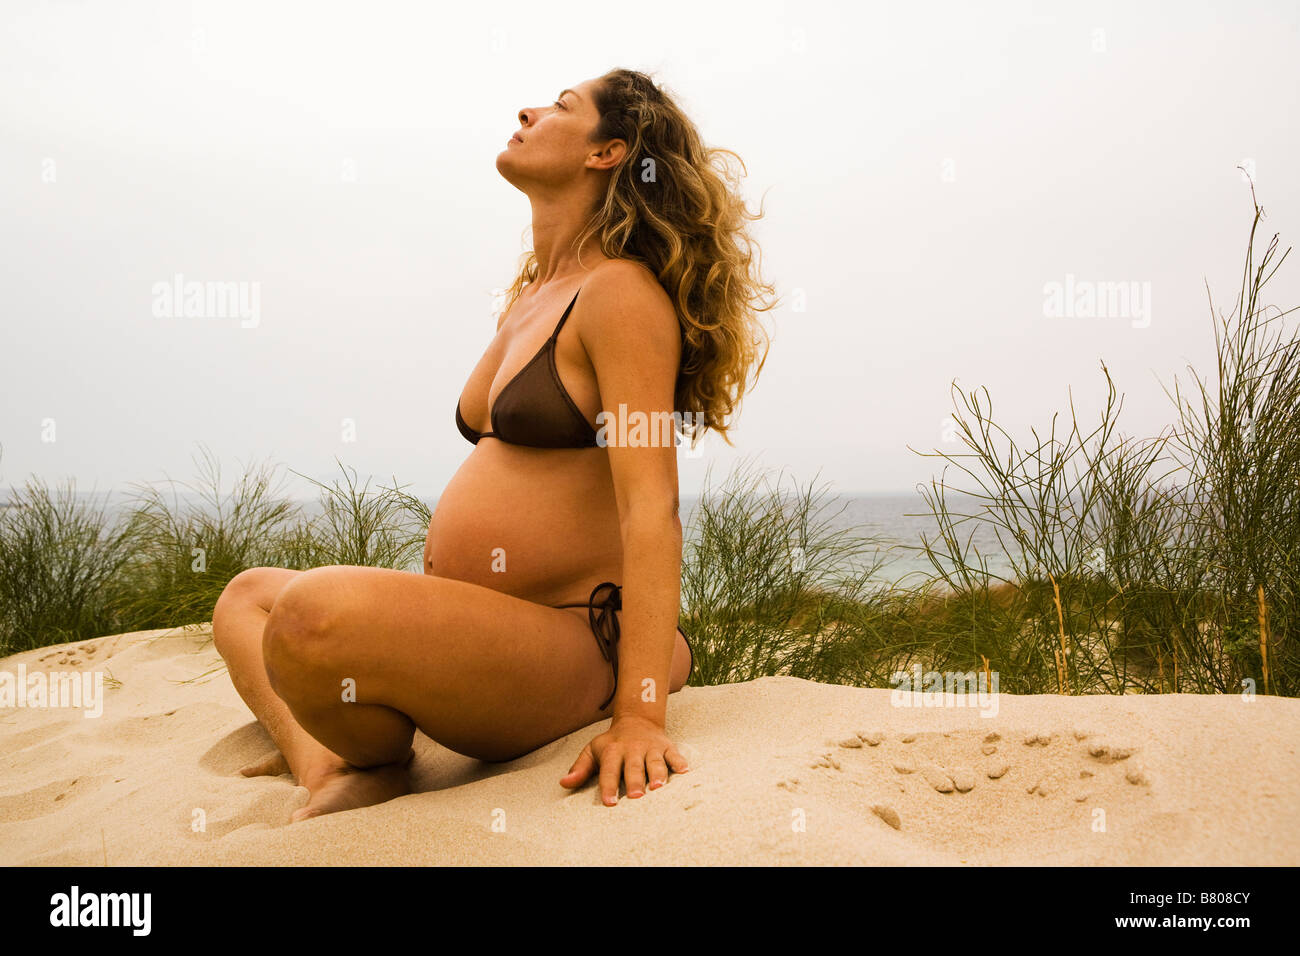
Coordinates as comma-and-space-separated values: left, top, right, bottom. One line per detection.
496, 77, 620, 190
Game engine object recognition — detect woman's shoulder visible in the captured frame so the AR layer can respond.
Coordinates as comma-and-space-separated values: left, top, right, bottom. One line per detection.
576, 259, 679, 356
583, 258, 671, 309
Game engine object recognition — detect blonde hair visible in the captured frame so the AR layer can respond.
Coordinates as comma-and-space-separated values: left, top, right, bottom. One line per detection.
501, 67, 778, 447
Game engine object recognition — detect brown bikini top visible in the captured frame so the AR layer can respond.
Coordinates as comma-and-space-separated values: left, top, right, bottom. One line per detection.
455, 288, 600, 449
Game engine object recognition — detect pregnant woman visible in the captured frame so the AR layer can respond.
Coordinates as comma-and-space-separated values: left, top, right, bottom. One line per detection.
211, 67, 774, 822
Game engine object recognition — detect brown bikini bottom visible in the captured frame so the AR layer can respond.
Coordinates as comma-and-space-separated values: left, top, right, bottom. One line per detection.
554, 581, 696, 711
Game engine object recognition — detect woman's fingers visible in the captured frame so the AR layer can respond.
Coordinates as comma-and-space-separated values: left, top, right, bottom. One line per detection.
624, 749, 647, 798
598, 746, 624, 806
560, 742, 596, 788
645, 752, 670, 790
664, 744, 691, 774
565, 731, 687, 804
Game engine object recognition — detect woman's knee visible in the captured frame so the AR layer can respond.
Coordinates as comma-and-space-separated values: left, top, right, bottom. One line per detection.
261, 568, 348, 691
216, 567, 299, 616
212, 567, 300, 653
213, 568, 266, 651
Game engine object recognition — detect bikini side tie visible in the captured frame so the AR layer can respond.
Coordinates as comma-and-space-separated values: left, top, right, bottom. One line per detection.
587, 581, 622, 710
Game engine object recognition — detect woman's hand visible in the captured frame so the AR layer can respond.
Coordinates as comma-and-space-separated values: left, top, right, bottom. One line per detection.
559, 714, 690, 805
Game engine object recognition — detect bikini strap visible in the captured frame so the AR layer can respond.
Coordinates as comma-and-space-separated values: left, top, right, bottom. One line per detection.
550, 288, 583, 341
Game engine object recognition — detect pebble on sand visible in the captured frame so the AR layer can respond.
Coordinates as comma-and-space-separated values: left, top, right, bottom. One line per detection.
988, 763, 1010, 779
981, 744, 998, 755
856, 730, 885, 746
838, 736, 863, 749
893, 758, 917, 774
1088, 740, 1133, 761
921, 762, 955, 793
871, 804, 902, 830
950, 767, 976, 792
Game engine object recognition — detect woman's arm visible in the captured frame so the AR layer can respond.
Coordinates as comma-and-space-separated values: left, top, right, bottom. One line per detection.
590, 261, 683, 724
559, 259, 691, 804
614, 501, 682, 723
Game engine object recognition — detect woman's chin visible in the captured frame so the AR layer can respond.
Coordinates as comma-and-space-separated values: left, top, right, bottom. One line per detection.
494, 154, 525, 184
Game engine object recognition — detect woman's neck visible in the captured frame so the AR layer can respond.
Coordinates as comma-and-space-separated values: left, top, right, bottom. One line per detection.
527, 194, 607, 283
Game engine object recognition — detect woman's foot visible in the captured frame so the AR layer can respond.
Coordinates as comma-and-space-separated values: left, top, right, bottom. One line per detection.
239, 752, 290, 777
290, 748, 417, 823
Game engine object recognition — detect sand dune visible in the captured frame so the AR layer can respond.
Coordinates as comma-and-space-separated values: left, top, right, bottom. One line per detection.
1, 625, 1297, 865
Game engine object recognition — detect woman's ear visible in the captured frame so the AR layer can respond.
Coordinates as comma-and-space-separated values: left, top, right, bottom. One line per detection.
589, 138, 627, 171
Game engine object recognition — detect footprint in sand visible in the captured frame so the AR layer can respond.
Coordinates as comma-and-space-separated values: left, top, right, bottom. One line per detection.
804, 723, 1150, 818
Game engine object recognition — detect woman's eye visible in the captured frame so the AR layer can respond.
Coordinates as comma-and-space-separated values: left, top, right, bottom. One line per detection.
553, 99, 565, 110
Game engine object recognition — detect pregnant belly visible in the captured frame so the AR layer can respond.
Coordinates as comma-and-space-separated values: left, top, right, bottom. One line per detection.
423, 444, 623, 603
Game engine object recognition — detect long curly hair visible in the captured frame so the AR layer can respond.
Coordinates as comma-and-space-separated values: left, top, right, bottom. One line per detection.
500, 67, 778, 447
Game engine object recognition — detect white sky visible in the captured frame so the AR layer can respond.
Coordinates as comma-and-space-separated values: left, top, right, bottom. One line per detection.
2, 0, 1298, 501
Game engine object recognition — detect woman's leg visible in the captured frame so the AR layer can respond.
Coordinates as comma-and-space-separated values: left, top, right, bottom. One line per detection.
260, 565, 692, 820
211, 567, 412, 820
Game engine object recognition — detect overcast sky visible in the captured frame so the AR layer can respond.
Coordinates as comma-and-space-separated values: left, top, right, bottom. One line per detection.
2, 0, 1298, 503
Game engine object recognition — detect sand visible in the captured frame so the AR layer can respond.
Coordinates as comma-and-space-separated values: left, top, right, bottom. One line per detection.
1, 624, 1297, 865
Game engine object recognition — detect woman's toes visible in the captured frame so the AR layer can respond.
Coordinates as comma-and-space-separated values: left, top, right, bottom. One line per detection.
239, 752, 291, 777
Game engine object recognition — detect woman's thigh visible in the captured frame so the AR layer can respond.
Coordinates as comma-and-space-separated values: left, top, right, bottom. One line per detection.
263, 565, 677, 762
